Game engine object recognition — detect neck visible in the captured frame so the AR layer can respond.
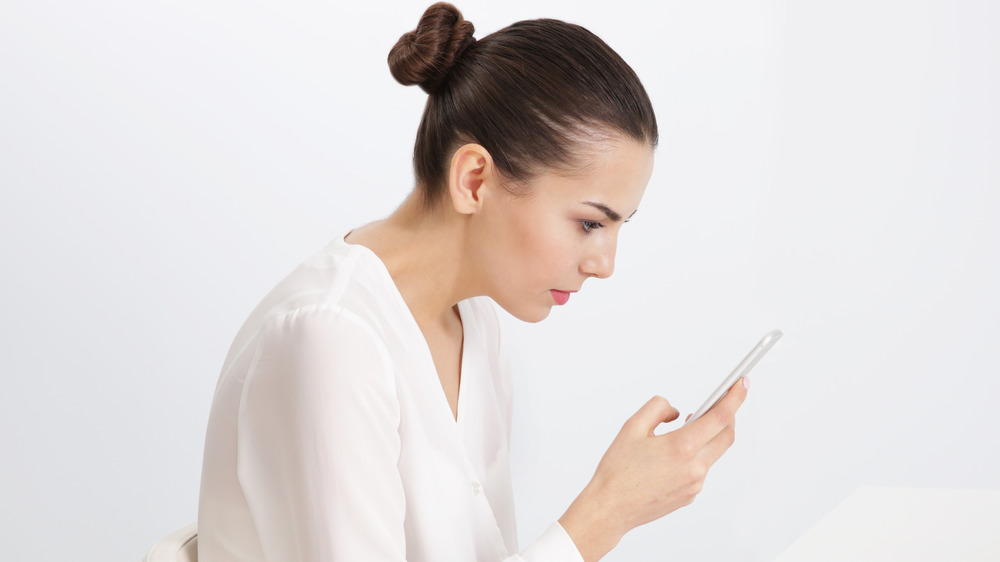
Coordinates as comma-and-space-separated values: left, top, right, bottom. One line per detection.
348, 192, 480, 330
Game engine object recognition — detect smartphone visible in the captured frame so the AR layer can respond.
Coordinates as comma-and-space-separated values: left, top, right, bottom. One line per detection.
684, 329, 783, 425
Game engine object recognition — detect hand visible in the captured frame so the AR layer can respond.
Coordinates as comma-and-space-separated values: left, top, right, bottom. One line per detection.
559, 378, 749, 562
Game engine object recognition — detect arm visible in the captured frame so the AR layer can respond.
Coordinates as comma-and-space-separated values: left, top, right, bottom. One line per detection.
236, 305, 406, 561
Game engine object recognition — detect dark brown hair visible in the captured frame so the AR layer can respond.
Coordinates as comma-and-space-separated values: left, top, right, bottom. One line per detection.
389, 2, 658, 203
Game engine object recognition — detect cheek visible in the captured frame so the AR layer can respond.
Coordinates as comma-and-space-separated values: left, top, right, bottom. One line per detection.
508, 218, 577, 278
478, 195, 579, 296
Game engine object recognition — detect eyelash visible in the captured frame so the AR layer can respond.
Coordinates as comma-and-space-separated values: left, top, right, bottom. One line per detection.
580, 220, 605, 233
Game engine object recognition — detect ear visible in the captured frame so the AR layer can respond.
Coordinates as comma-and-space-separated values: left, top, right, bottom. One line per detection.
447, 143, 494, 216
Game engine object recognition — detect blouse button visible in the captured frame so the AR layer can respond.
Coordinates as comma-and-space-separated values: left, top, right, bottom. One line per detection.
471, 481, 482, 495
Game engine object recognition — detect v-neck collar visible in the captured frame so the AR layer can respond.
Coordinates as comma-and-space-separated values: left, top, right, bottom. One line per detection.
337, 233, 472, 428
336, 233, 512, 558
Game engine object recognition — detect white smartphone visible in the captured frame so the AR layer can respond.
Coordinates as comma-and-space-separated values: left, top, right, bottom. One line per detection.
684, 329, 783, 425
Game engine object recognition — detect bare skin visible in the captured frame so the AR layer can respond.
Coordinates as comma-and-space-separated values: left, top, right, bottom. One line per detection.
346, 135, 745, 559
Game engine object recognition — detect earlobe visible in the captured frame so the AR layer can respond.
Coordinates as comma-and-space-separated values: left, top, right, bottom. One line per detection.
448, 143, 493, 215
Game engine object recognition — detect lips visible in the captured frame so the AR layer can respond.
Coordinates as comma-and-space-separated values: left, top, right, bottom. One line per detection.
550, 289, 573, 305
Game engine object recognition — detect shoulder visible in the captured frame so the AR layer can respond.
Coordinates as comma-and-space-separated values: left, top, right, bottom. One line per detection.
249, 303, 396, 394
222, 237, 403, 368
228, 237, 408, 397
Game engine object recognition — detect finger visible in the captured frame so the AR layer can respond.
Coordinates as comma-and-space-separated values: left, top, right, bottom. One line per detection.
625, 395, 680, 436
698, 420, 737, 466
682, 377, 748, 443
685, 413, 692, 422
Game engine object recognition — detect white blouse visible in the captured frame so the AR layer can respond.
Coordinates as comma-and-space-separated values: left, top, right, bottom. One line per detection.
197, 235, 584, 562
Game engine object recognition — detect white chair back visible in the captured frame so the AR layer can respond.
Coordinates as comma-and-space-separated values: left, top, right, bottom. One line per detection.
142, 523, 197, 562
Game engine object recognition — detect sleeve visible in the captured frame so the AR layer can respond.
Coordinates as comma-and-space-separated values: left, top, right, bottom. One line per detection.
509, 522, 585, 562
236, 304, 407, 561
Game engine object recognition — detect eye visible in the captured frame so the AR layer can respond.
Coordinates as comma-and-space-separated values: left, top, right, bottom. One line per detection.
580, 220, 605, 233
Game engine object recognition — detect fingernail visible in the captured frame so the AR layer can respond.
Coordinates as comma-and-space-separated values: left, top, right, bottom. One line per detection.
743, 377, 750, 390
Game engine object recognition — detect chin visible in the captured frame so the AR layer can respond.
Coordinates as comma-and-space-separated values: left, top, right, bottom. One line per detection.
495, 299, 553, 323
517, 308, 552, 323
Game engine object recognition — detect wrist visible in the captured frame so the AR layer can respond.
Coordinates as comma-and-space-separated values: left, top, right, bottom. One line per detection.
558, 481, 626, 562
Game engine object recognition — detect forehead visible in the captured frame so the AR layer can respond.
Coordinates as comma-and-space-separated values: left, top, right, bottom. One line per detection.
527, 137, 655, 208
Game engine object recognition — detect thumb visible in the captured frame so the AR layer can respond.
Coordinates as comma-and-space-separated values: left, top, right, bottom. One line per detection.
625, 395, 680, 436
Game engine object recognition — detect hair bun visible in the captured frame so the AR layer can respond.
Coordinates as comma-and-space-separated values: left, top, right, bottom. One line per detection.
388, 2, 475, 94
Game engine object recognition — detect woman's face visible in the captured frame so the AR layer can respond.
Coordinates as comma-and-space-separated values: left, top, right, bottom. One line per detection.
471, 136, 655, 322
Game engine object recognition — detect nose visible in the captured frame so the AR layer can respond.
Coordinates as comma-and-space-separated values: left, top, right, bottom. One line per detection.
580, 238, 617, 279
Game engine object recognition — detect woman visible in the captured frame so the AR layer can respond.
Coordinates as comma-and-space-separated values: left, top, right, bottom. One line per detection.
198, 3, 747, 561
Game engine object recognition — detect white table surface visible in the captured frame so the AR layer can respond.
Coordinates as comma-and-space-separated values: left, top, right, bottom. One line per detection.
774, 486, 1000, 561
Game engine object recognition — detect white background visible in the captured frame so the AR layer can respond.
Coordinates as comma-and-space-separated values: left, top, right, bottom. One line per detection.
1, 0, 997, 560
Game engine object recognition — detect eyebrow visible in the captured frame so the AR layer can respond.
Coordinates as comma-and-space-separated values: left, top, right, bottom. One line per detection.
583, 201, 637, 222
